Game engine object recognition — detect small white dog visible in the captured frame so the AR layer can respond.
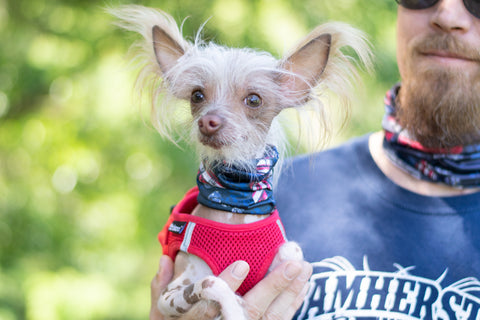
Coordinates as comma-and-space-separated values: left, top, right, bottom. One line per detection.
111, 5, 371, 320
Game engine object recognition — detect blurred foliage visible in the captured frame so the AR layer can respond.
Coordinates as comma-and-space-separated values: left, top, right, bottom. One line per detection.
0, 0, 399, 319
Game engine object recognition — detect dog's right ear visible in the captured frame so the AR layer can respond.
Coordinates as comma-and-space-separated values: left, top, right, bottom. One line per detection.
152, 25, 185, 74
277, 33, 331, 104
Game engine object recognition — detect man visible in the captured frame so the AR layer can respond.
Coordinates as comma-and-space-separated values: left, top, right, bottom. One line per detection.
151, 0, 480, 319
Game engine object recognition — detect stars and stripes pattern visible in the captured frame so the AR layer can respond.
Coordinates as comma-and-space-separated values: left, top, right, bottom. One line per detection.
382, 84, 480, 188
196, 145, 278, 214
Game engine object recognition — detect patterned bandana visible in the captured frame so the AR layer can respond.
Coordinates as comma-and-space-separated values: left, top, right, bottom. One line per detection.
382, 84, 480, 188
196, 145, 278, 214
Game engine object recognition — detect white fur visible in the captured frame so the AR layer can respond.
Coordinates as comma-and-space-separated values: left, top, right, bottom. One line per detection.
110, 5, 373, 319
109, 5, 372, 167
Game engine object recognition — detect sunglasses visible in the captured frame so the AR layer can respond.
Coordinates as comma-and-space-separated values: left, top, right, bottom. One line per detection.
395, 0, 480, 19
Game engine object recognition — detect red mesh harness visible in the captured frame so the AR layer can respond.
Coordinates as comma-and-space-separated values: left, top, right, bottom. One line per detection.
158, 187, 287, 296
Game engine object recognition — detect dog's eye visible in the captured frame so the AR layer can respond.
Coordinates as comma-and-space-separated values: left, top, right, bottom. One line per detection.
191, 90, 205, 104
244, 94, 262, 108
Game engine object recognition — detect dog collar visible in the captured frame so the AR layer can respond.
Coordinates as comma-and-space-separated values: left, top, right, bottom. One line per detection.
196, 145, 278, 214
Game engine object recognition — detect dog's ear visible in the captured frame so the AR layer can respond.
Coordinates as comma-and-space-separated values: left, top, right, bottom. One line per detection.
152, 25, 185, 74
278, 33, 331, 100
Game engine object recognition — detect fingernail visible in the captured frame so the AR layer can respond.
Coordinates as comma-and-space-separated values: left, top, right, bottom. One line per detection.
232, 261, 249, 280
284, 262, 301, 280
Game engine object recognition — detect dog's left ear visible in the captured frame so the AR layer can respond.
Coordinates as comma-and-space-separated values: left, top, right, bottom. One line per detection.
152, 25, 185, 74
278, 33, 331, 100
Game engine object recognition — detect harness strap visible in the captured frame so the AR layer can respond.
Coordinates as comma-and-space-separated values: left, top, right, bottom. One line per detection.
158, 187, 287, 295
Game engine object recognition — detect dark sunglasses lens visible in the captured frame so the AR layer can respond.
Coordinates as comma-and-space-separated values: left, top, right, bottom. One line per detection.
464, 0, 480, 18
396, 0, 439, 9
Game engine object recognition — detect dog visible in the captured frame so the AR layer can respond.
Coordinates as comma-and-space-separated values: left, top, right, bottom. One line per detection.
111, 5, 371, 319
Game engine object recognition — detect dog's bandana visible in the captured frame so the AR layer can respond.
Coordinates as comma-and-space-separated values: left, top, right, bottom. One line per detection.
196, 145, 278, 214
158, 187, 287, 296
382, 84, 480, 188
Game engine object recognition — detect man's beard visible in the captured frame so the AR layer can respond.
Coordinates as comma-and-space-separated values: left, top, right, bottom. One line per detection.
397, 34, 480, 149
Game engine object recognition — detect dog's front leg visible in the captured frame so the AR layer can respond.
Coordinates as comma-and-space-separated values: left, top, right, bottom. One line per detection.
158, 254, 246, 320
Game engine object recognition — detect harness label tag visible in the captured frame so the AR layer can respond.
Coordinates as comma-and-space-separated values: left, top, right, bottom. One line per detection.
168, 221, 187, 234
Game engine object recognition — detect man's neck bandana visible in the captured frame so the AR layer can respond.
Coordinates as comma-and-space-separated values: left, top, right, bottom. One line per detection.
196, 145, 278, 214
382, 84, 480, 188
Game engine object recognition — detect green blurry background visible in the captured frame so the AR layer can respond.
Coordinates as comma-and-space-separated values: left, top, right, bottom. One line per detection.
0, 0, 399, 319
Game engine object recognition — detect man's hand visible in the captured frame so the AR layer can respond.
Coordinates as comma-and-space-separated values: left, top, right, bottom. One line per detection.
150, 256, 174, 320
150, 256, 312, 320
240, 261, 312, 320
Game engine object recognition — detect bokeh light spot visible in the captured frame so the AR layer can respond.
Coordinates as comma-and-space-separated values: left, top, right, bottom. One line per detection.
0, 91, 9, 117
125, 152, 152, 180
52, 165, 77, 194
50, 77, 73, 104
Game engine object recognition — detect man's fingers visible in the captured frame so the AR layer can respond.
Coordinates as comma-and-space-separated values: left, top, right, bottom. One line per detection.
188, 261, 249, 320
218, 260, 250, 292
150, 258, 310, 320
153, 255, 174, 289
150, 255, 174, 320
243, 261, 302, 319
263, 261, 313, 320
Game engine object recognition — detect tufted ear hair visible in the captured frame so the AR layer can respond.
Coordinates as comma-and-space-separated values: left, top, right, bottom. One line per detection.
278, 33, 331, 100
152, 25, 186, 74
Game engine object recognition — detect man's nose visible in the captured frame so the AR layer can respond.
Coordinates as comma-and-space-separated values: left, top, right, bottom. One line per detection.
430, 0, 473, 33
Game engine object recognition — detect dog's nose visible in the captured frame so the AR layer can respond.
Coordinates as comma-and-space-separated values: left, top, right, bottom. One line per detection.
198, 115, 222, 136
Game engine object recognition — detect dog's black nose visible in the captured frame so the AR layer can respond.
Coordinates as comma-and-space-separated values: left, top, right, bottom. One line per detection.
198, 115, 222, 136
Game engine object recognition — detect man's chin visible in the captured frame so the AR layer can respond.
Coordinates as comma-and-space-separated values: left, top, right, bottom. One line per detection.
398, 69, 480, 148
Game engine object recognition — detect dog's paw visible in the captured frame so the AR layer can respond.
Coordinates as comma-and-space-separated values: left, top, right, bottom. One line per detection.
158, 275, 247, 320
198, 276, 246, 320
278, 241, 304, 261
269, 241, 304, 272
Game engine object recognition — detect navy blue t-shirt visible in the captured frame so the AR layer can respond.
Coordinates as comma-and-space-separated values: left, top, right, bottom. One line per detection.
276, 134, 480, 320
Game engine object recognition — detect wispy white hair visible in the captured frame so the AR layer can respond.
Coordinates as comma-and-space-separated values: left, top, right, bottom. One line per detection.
108, 5, 191, 143
280, 22, 373, 152
109, 5, 373, 159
